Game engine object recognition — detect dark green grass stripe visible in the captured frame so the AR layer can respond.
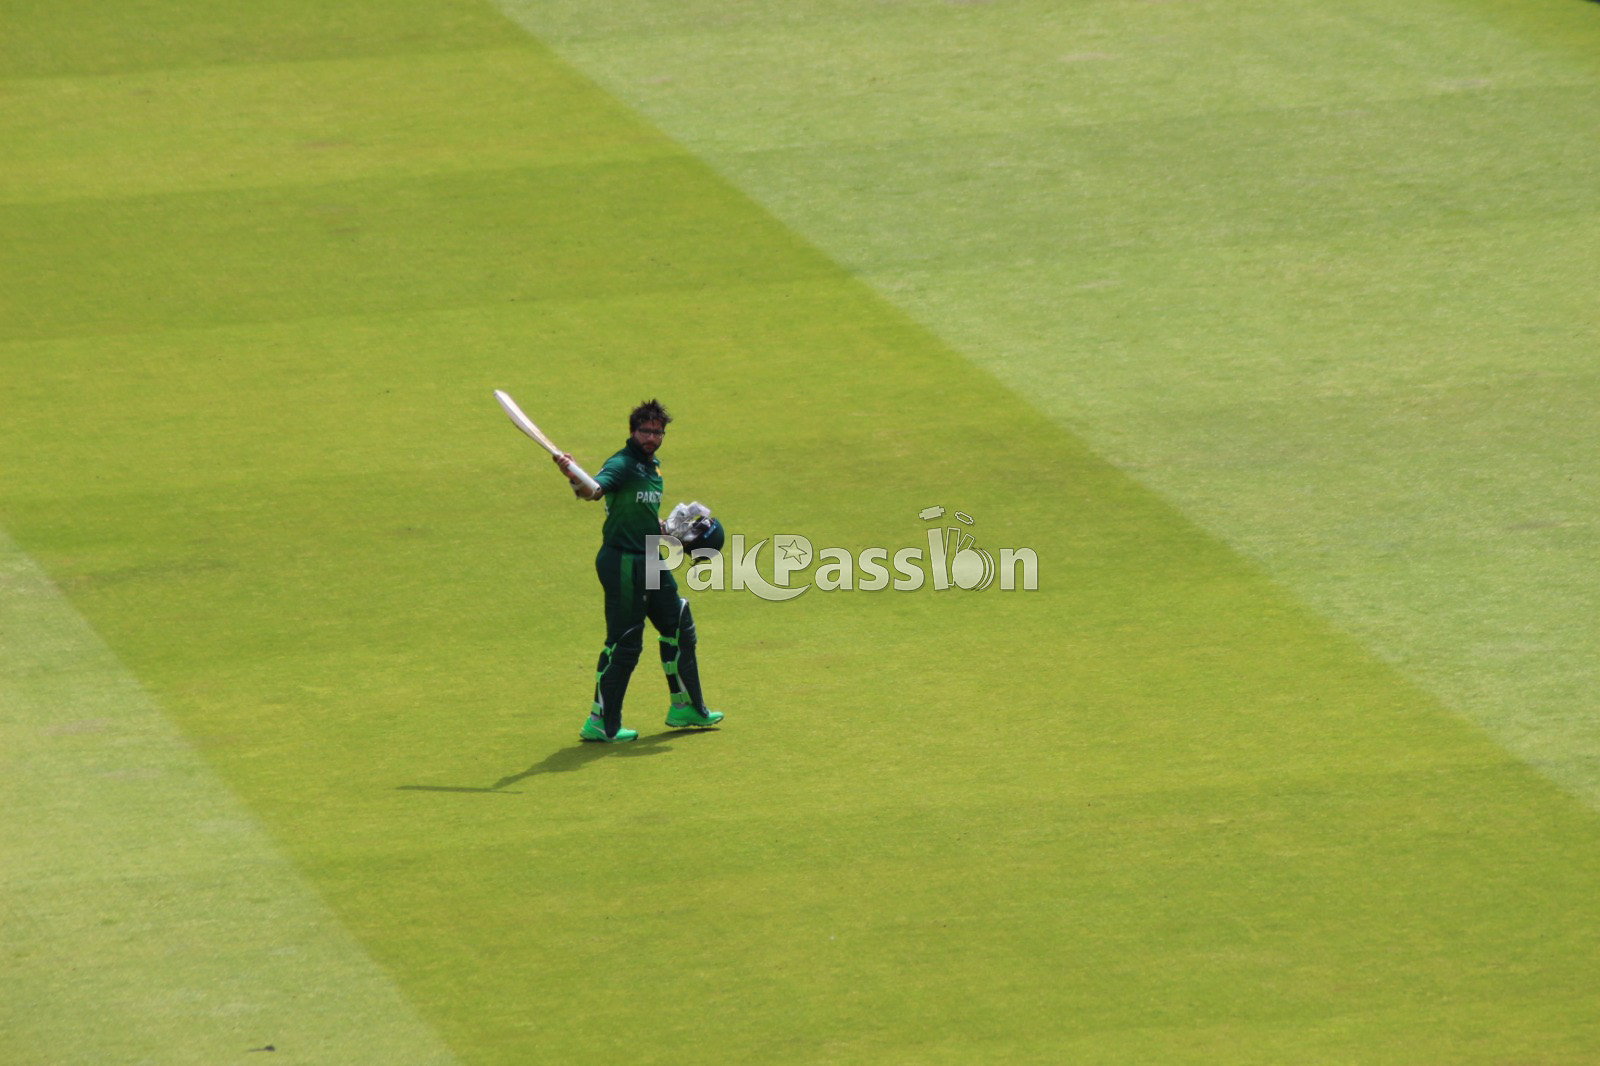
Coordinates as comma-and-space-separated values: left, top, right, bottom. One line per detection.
0, 159, 847, 344
0, 0, 527, 78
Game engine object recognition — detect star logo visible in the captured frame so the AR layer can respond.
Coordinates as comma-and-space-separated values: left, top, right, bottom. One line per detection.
776, 535, 811, 567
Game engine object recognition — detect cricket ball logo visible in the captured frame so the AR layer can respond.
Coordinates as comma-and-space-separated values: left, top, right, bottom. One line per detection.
917, 505, 996, 591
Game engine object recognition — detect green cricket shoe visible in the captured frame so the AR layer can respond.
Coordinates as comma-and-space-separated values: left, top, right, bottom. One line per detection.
579, 715, 638, 743
665, 704, 724, 729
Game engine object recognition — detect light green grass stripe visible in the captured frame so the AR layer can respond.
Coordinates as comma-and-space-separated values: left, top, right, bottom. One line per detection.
0, 525, 456, 1066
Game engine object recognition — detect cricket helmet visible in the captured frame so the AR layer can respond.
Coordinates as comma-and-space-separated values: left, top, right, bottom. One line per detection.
685, 516, 725, 555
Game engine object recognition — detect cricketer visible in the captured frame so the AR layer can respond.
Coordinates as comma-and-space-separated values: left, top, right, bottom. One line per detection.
555, 400, 724, 743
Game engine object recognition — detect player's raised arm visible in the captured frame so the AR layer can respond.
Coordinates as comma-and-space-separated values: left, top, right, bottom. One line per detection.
554, 453, 604, 500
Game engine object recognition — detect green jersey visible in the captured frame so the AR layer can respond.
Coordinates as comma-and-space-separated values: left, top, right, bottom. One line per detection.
594, 438, 663, 552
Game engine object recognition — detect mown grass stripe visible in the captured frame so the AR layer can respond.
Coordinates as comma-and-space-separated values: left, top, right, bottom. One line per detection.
0, 526, 457, 1065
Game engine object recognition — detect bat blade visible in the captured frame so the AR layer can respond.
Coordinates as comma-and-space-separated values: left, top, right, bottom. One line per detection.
493, 389, 561, 455
492, 389, 601, 495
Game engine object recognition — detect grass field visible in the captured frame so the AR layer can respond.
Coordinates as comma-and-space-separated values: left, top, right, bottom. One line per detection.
3, 1, 1598, 1063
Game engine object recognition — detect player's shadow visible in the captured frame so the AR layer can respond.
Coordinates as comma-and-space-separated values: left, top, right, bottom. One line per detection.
488, 732, 678, 788
396, 728, 716, 794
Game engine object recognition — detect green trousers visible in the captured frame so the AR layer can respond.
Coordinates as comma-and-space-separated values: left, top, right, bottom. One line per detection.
591, 544, 706, 735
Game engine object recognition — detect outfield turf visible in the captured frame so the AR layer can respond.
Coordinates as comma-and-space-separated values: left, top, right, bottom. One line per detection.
504, 0, 1600, 809
3, 1, 1598, 1063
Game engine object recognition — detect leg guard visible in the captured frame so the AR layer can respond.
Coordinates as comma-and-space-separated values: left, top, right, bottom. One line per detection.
657, 598, 705, 713
593, 624, 644, 735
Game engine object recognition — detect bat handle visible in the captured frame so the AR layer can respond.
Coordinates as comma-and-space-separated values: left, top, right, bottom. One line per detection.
554, 453, 601, 496
564, 463, 601, 496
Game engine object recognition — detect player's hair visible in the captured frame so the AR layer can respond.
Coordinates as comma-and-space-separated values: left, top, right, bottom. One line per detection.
629, 399, 673, 431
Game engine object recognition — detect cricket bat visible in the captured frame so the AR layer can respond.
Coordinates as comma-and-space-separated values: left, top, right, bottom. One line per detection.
492, 389, 601, 495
